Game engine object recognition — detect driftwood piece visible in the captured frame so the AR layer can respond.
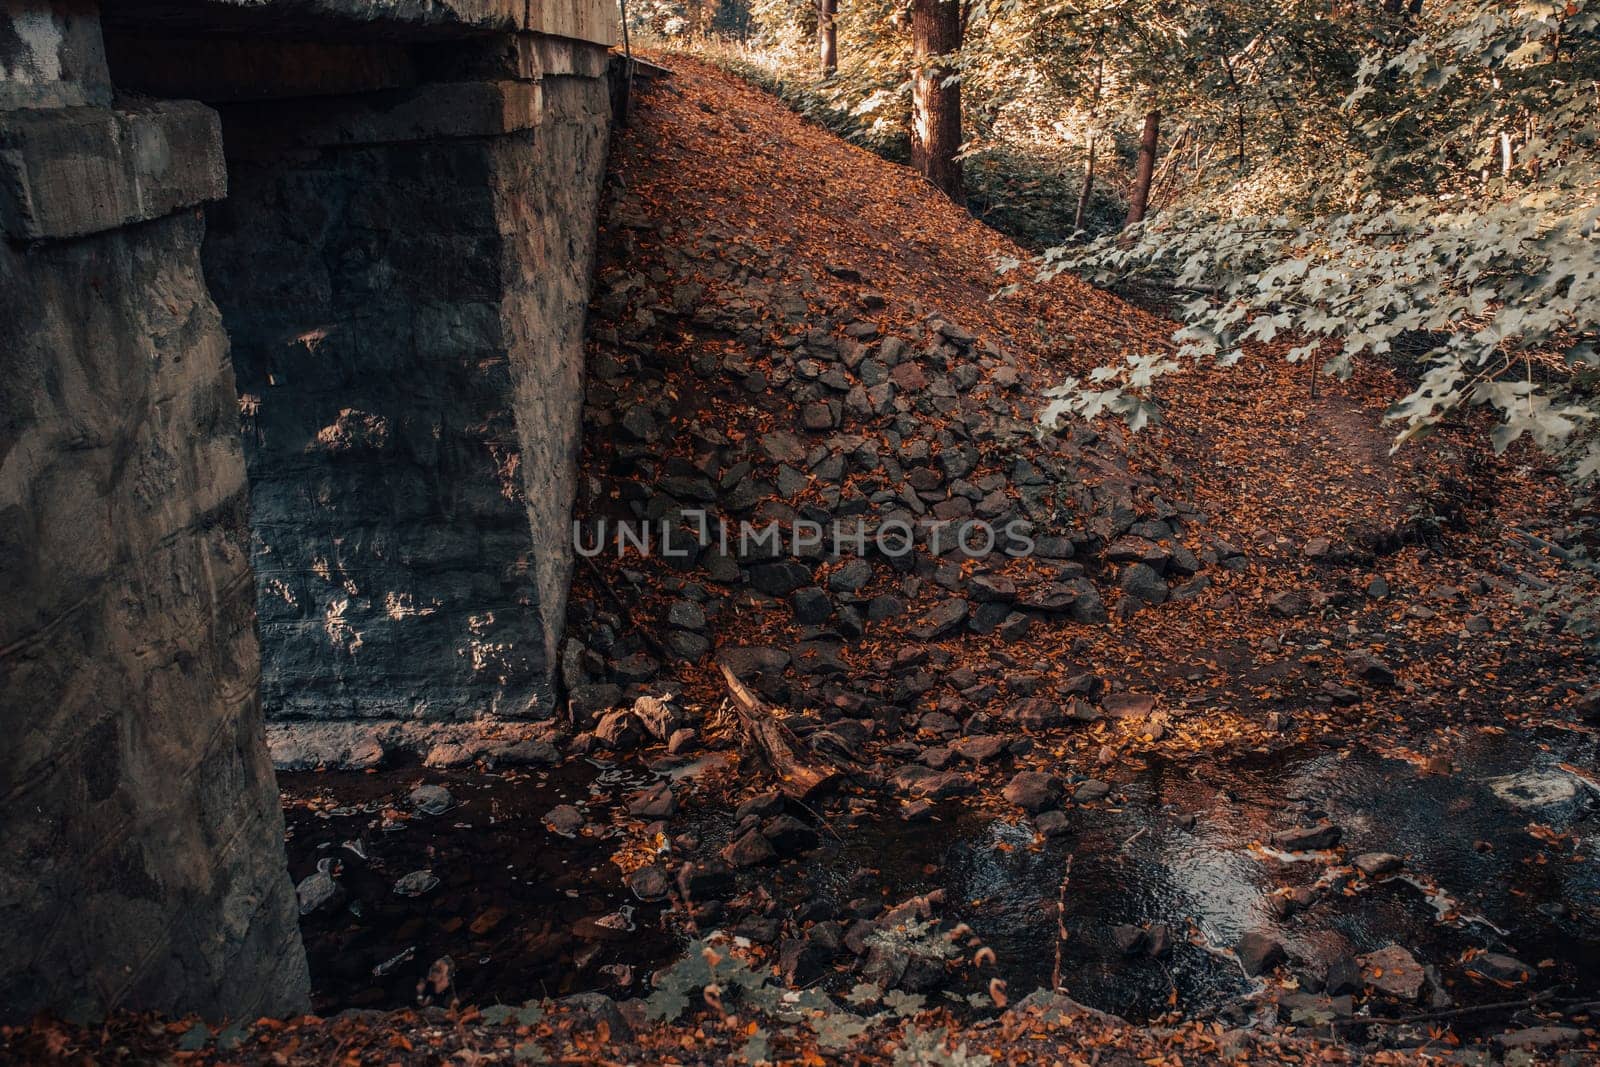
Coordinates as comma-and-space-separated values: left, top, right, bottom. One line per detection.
718, 662, 839, 800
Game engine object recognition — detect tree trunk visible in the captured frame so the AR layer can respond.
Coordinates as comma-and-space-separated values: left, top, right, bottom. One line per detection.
910, 0, 964, 204
819, 0, 837, 76
1074, 128, 1096, 232
1123, 109, 1160, 228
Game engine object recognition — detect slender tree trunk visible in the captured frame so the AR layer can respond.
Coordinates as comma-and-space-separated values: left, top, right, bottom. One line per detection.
1220, 55, 1246, 173
1074, 128, 1097, 232
1123, 109, 1160, 228
910, 0, 964, 204
819, 0, 837, 76
1073, 51, 1103, 235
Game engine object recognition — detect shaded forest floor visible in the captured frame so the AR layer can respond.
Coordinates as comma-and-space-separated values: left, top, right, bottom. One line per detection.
8, 54, 1600, 1067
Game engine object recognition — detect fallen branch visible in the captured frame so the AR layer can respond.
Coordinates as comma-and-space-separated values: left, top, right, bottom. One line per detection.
1053, 854, 1074, 993
718, 662, 839, 801
1507, 527, 1588, 567
1359, 989, 1556, 1027
579, 554, 671, 662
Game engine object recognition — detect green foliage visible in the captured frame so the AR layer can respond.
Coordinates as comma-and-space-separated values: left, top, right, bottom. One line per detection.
883, 989, 928, 1017
644, 938, 861, 1025
639, 937, 1006, 1061
892, 1026, 994, 1067
740, 1027, 773, 1064
1031, 0, 1600, 481
812, 1011, 872, 1051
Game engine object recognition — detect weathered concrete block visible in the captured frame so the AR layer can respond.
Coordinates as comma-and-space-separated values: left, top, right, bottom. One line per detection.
0, 212, 309, 1023
526, 0, 619, 47
0, 100, 225, 240
530, 35, 613, 78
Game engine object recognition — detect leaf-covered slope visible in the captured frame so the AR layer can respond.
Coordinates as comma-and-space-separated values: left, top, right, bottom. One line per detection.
568, 55, 1594, 782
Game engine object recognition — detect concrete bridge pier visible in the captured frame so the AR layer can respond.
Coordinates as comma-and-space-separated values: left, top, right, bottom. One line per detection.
1, 0, 616, 1024
0, 0, 310, 1023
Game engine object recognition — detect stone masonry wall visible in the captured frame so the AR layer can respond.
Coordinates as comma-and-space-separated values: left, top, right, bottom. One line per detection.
493, 70, 614, 706
2, 0, 614, 1023
0, 10, 310, 1013
204, 49, 612, 723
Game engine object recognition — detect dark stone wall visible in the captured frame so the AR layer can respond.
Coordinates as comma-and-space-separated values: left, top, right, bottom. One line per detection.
204, 63, 611, 722
1, 0, 613, 1023
0, 211, 309, 1022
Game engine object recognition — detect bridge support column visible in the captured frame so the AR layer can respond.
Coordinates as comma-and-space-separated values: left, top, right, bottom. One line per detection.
192, 37, 613, 725
0, 0, 309, 1023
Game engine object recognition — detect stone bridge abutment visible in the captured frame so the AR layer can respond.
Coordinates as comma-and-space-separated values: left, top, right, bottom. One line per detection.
1, 0, 616, 1022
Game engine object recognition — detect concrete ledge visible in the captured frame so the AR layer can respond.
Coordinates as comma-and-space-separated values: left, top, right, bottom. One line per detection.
103, 0, 617, 48
421, 32, 614, 82
529, 35, 614, 78
0, 99, 225, 241
217, 79, 543, 158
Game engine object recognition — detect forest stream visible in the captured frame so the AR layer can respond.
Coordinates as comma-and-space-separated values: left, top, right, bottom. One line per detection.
283, 725, 1600, 1033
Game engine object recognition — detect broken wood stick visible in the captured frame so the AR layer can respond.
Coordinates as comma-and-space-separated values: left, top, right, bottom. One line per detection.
1053, 854, 1073, 993
718, 661, 839, 801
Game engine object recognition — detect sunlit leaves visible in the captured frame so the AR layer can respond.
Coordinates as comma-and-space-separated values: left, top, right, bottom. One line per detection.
1030, 0, 1600, 483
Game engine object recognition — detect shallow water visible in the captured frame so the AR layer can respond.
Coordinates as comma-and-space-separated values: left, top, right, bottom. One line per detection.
825, 726, 1600, 1021
281, 757, 672, 1010
283, 725, 1599, 1022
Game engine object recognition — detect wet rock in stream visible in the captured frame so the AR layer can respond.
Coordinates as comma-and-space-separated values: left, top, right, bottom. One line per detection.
1237, 931, 1286, 976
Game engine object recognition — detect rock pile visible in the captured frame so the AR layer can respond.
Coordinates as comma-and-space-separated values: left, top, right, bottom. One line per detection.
565, 201, 1225, 775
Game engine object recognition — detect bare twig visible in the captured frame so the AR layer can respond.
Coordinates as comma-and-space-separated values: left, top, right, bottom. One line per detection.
1053, 854, 1074, 993
1359, 989, 1556, 1027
